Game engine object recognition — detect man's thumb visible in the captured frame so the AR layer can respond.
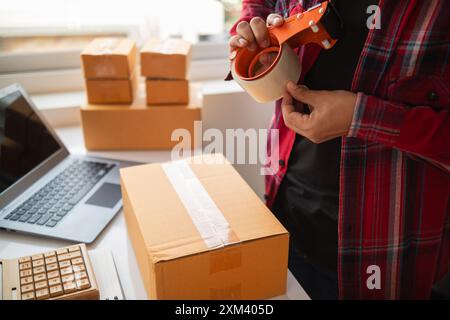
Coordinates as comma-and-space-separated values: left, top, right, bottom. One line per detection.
286, 82, 316, 106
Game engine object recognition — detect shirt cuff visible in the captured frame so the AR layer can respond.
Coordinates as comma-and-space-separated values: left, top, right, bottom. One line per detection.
347, 92, 366, 138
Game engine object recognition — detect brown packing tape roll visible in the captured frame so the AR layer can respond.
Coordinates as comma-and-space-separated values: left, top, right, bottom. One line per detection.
231, 43, 301, 103
230, 1, 339, 103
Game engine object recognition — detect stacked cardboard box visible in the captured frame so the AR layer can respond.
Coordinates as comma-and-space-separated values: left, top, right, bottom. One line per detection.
121, 153, 289, 299
81, 38, 137, 104
141, 39, 191, 105
80, 87, 202, 150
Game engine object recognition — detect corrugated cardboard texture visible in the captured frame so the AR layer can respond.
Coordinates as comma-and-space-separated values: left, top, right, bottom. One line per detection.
81, 38, 137, 79
85, 72, 138, 104
146, 79, 189, 105
141, 38, 191, 79
121, 154, 289, 299
80, 87, 201, 150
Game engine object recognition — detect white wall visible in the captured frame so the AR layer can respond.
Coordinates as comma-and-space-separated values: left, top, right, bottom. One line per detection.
202, 82, 274, 198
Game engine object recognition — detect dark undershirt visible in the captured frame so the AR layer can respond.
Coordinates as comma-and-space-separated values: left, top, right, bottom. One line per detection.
272, 0, 376, 272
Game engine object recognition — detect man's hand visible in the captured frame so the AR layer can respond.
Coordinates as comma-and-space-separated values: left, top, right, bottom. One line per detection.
229, 14, 283, 51
281, 82, 357, 143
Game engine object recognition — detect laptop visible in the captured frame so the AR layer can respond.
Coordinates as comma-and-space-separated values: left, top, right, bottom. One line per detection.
0, 84, 128, 243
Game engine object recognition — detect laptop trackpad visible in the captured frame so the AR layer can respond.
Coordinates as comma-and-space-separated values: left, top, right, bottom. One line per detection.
85, 183, 121, 208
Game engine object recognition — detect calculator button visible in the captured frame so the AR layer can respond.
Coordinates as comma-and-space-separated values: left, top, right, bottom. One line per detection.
56, 248, 68, 255
31, 254, 44, 261
36, 288, 50, 300
58, 253, 70, 261
33, 266, 46, 275
68, 251, 81, 259
20, 270, 32, 277
72, 264, 85, 272
62, 274, 75, 283
45, 257, 57, 264
59, 260, 71, 268
47, 270, 60, 279
19, 262, 31, 270
76, 278, 91, 290
21, 284, 34, 293
68, 246, 80, 252
44, 251, 56, 258
34, 273, 47, 283
46, 263, 58, 272
20, 276, 33, 285
63, 281, 77, 293
32, 259, 44, 267
49, 285, 64, 297
48, 277, 61, 286
35, 281, 48, 290
71, 258, 83, 265
74, 271, 88, 280
19, 256, 31, 263
21, 292, 35, 300
60, 266, 73, 276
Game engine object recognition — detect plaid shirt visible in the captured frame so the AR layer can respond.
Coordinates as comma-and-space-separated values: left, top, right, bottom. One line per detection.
231, 0, 450, 299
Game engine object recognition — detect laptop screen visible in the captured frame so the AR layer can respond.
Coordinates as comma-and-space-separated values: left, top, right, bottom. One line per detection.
0, 89, 61, 194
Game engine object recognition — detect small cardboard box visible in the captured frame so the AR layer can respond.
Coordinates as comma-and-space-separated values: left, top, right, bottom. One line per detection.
141, 38, 192, 79
81, 38, 137, 79
80, 89, 201, 150
145, 79, 189, 105
85, 72, 138, 104
120, 154, 289, 299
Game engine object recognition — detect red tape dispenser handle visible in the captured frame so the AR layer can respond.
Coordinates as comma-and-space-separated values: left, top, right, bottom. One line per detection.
230, 1, 342, 103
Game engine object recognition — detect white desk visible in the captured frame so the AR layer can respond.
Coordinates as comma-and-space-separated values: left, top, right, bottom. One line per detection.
0, 126, 310, 300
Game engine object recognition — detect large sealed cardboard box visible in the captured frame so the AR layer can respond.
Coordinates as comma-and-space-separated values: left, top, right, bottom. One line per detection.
145, 79, 189, 105
81, 38, 137, 79
141, 38, 191, 79
121, 154, 289, 299
85, 72, 138, 104
80, 89, 201, 150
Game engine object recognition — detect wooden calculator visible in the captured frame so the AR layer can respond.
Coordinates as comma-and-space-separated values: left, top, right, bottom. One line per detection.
0, 243, 99, 300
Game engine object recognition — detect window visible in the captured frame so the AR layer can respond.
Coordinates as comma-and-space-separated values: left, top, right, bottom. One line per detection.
0, 0, 243, 93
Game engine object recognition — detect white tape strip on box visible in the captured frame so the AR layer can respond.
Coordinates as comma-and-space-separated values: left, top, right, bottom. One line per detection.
161, 160, 236, 249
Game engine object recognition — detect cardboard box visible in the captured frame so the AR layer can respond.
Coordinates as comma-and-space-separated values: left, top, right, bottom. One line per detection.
141, 38, 191, 79
80, 89, 201, 150
120, 154, 289, 299
81, 38, 137, 79
85, 72, 138, 104
146, 79, 189, 105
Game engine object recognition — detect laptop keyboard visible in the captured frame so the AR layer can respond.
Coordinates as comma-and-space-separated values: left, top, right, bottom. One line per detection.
3, 160, 115, 227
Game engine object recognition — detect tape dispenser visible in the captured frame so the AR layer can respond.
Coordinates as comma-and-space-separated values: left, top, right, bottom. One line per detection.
229, 1, 343, 103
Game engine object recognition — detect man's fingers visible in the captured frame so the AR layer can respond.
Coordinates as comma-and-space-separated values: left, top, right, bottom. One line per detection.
258, 52, 277, 66
281, 91, 310, 133
286, 82, 318, 106
267, 14, 284, 27
250, 17, 270, 48
228, 35, 248, 51
236, 21, 257, 50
